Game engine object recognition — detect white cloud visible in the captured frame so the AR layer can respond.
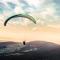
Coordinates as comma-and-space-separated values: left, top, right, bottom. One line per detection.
40, 6, 55, 18
25, 0, 45, 8
14, 6, 24, 14
25, 0, 40, 7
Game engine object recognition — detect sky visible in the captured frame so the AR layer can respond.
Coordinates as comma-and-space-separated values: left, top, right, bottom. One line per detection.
0, 0, 60, 44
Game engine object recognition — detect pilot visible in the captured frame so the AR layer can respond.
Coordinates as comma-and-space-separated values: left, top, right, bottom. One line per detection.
23, 41, 26, 45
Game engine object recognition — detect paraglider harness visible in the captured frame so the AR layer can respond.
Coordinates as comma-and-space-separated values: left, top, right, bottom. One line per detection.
23, 41, 26, 45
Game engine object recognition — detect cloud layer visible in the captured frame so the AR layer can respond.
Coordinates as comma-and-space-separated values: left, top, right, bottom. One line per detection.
0, 0, 60, 27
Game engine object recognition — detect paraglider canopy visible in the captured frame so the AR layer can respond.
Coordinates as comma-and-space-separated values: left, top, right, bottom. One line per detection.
4, 14, 36, 26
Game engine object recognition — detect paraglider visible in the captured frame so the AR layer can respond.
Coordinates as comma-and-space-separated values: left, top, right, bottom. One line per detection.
4, 14, 36, 26
4, 14, 36, 45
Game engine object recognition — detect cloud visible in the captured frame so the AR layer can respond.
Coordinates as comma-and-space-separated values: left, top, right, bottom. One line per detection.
0, 0, 60, 28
